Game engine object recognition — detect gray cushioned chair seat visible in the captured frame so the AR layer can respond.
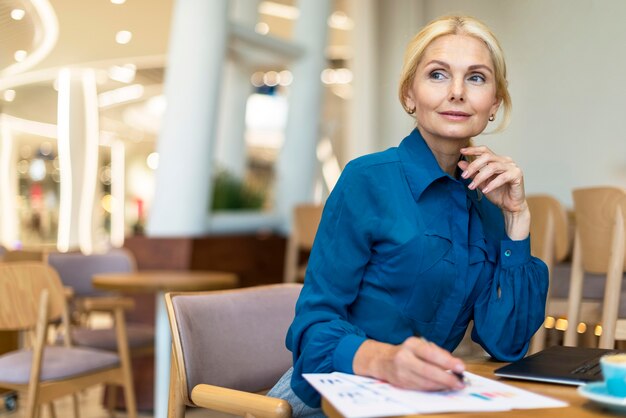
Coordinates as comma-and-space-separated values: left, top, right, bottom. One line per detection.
550, 262, 626, 316
71, 324, 154, 351
0, 346, 119, 384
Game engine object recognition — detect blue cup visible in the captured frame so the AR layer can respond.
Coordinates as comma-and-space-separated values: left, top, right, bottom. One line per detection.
600, 354, 626, 397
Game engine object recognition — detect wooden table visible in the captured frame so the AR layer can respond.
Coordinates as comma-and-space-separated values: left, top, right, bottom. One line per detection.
93, 270, 238, 418
322, 361, 618, 417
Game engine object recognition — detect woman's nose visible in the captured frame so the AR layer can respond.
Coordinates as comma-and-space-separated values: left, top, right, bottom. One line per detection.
449, 79, 465, 102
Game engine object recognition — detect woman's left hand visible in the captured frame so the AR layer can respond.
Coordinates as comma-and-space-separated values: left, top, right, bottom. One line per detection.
458, 146, 530, 240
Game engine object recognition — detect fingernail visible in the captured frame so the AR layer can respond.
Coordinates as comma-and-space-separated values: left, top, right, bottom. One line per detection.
468, 182, 475, 189
454, 364, 465, 373
461, 171, 469, 179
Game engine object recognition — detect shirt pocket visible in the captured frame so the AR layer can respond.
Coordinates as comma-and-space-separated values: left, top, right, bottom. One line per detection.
402, 235, 455, 324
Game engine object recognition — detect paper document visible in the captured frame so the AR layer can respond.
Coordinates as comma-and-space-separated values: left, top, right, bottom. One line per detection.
304, 371, 567, 418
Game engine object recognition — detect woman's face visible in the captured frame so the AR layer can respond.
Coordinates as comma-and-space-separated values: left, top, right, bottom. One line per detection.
405, 34, 501, 146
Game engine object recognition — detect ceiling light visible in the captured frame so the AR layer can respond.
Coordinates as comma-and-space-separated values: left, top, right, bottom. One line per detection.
255, 22, 269, 35
2, 90, 16, 102
98, 84, 144, 108
146, 153, 159, 170
110, 0, 126, 4
108, 64, 136, 83
258, 1, 300, 20
328, 11, 354, 31
14, 50, 27, 62
10, 9, 26, 20
115, 30, 132, 45
278, 70, 293, 86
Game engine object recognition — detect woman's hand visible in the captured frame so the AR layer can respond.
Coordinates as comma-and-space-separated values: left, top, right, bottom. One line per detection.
458, 146, 530, 240
353, 337, 466, 391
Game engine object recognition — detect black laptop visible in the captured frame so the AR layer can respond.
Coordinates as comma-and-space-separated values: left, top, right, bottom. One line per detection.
494, 345, 624, 385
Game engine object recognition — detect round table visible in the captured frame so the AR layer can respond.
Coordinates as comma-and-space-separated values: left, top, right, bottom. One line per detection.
93, 270, 239, 418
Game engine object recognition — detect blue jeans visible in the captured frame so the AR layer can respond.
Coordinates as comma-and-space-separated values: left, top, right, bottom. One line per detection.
267, 367, 326, 418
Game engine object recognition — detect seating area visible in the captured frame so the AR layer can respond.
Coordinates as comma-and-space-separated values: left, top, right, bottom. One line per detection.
2, 1, 626, 417
527, 187, 626, 352
0, 262, 137, 418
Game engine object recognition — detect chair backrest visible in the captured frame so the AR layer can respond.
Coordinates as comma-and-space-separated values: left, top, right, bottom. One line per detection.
564, 187, 626, 348
527, 194, 570, 267
47, 249, 136, 297
0, 263, 66, 331
166, 284, 302, 405
526, 195, 570, 354
573, 187, 626, 274
283, 204, 323, 283
2, 250, 46, 263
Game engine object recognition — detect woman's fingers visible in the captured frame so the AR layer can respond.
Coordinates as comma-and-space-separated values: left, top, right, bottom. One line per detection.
395, 337, 466, 391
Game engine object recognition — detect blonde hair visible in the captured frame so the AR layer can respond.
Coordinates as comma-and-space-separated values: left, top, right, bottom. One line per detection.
398, 15, 511, 132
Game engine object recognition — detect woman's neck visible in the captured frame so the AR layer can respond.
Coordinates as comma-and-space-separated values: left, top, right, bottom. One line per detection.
419, 130, 469, 177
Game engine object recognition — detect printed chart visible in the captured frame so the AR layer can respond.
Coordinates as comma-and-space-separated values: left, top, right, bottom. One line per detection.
304, 372, 567, 418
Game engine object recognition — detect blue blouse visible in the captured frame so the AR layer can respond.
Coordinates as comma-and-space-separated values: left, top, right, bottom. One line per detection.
287, 129, 549, 407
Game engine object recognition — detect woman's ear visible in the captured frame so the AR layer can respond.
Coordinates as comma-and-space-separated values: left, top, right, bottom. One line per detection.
405, 92, 416, 113
489, 98, 502, 118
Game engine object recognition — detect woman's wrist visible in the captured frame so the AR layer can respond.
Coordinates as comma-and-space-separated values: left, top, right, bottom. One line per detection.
352, 339, 395, 380
502, 202, 531, 241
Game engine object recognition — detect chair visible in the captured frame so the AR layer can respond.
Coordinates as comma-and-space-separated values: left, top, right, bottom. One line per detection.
564, 187, 626, 348
47, 249, 154, 409
0, 262, 137, 418
166, 283, 302, 418
527, 195, 571, 353
283, 204, 323, 283
2, 249, 46, 263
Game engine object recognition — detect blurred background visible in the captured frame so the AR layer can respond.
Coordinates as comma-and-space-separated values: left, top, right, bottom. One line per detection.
1, 0, 625, 253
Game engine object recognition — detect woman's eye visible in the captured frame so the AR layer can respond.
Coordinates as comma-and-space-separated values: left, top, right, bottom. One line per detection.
429, 71, 446, 80
468, 74, 486, 83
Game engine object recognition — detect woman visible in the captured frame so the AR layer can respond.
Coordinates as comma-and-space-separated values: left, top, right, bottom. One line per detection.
268, 15, 548, 417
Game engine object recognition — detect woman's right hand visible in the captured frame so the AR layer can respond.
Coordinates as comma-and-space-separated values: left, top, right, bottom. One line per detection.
353, 336, 466, 391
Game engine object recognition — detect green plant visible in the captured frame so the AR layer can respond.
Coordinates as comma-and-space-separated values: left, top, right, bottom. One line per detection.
211, 170, 266, 211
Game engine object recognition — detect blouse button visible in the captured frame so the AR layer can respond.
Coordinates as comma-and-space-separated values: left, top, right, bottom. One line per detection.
504, 249, 512, 257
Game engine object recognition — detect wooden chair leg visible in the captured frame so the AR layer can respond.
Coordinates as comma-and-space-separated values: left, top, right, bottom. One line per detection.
47, 402, 57, 418
72, 393, 80, 418
106, 386, 117, 418
114, 308, 137, 418
25, 394, 38, 418
169, 353, 185, 418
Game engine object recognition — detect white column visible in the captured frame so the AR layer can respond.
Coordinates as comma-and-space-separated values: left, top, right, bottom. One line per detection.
214, 0, 259, 178
275, 0, 331, 232
110, 139, 125, 247
147, 0, 229, 236
345, 0, 378, 163
0, 115, 18, 248
56, 68, 100, 254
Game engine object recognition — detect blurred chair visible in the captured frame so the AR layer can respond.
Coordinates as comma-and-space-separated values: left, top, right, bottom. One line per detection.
0, 262, 137, 418
283, 204, 323, 283
47, 249, 154, 410
166, 283, 302, 418
2, 249, 46, 263
527, 195, 571, 353
564, 187, 626, 348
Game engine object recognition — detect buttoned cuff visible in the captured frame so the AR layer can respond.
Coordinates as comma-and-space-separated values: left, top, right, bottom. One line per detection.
499, 236, 531, 268
333, 334, 367, 374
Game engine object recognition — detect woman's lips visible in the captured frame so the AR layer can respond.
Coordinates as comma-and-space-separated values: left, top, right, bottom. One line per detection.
439, 111, 471, 121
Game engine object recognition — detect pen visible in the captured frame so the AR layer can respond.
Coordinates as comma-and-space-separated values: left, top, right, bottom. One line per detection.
452, 371, 471, 387
418, 336, 470, 387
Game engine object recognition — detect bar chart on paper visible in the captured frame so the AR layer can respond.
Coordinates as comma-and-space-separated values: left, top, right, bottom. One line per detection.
304, 372, 567, 418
